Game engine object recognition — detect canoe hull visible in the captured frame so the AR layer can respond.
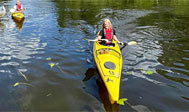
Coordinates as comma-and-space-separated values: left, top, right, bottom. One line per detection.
12, 12, 24, 22
93, 34, 122, 104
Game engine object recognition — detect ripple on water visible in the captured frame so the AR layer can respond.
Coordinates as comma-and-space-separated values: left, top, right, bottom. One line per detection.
173, 62, 185, 67
183, 57, 189, 61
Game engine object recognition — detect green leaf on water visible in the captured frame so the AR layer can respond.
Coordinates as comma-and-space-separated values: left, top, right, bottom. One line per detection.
46, 57, 51, 61
49, 63, 55, 68
145, 71, 153, 75
126, 72, 132, 75
14, 82, 20, 87
117, 98, 128, 105
14, 82, 34, 87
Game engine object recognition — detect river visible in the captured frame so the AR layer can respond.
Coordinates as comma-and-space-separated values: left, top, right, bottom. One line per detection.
0, 0, 188, 111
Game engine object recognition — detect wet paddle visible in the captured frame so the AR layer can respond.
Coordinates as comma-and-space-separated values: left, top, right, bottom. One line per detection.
84, 38, 109, 42
84, 38, 137, 46
10, 8, 28, 13
120, 41, 137, 50
124, 41, 137, 46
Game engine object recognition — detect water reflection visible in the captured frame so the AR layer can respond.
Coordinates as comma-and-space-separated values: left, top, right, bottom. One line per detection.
13, 19, 24, 31
83, 68, 119, 112
0, 0, 189, 111
0, 22, 5, 30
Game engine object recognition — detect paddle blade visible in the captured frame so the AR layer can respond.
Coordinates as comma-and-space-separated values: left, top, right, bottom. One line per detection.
10, 8, 15, 13
83, 38, 98, 42
128, 41, 137, 45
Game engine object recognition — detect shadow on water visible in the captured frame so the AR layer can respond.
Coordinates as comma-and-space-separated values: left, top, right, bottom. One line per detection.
83, 67, 119, 112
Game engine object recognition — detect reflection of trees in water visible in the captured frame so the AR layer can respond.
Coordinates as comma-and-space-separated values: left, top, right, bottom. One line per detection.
83, 67, 119, 112
53, 0, 189, 28
54, 0, 101, 27
134, 1, 189, 87
0, 22, 5, 30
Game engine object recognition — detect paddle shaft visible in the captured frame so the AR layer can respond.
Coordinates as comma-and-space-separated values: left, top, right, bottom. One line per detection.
120, 42, 127, 51
85, 38, 136, 50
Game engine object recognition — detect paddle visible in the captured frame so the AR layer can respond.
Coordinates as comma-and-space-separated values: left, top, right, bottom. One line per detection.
10, 8, 16, 13
10, 8, 28, 13
124, 41, 137, 46
84, 38, 137, 45
84, 38, 109, 42
20, 8, 28, 11
120, 41, 137, 50
84, 38, 137, 51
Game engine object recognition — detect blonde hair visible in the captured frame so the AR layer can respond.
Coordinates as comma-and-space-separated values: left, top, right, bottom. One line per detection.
17, 0, 20, 4
103, 19, 112, 30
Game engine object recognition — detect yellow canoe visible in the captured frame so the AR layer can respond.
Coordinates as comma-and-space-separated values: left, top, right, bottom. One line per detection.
12, 11, 24, 22
93, 33, 122, 104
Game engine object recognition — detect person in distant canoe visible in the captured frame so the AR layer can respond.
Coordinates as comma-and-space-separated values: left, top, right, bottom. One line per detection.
14, 0, 23, 12
97, 19, 124, 45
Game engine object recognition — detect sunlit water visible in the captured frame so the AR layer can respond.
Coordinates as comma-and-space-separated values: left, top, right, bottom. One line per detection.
0, 0, 188, 111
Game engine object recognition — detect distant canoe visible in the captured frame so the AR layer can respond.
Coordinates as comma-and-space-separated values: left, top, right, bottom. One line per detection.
12, 11, 24, 22
0, 5, 6, 17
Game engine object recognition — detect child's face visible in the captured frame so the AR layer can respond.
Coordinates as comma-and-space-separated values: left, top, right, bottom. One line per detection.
104, 21, 109, 29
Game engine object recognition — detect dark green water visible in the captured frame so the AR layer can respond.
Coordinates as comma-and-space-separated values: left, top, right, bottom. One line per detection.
0, 0, 188, 111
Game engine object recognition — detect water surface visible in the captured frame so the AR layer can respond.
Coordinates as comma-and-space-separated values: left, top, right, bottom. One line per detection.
0, 0, 189, 111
